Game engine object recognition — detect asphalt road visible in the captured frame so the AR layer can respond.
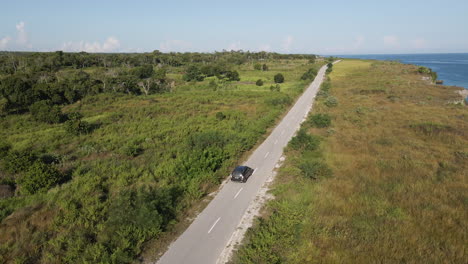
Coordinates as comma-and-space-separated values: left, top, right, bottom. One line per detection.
157, 63, 332, 264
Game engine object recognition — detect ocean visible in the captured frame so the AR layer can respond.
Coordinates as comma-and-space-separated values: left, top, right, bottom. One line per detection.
338, 53, 468, 90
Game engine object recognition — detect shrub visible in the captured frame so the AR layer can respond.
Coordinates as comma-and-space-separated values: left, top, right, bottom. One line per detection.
321, 81, 331, 92
225, 70, 240, 81
418, 66, 431, 74
301, 68, 318, 81
324, 96, 338, 107
262, 64, 269, 71
19, 161, 65, 194
3, 150, 37, 173
289, 129, 320, 151
122, 143, 143, 157
270, 84, 280, 92
65, 112, 92, 135
265, 94, 292, 106
0, 141, 11, 158
256, 79, 264, 86
215, 111, 226, 120
326, 63, 333, 74
29, 100, 63, 123
309, 113, 331, 128
274, 73, 284, 83
299, 160, 332, 179
254, 63, 262, 70
209, 79, 218, 91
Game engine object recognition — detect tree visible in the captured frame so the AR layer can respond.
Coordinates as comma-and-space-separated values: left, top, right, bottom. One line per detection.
225, 70, 240, 81
183, 65, 205, 82
262, 64, 269, 71
256, 79, 264, 86
254, 63, 262, 70
274, 73, 284, 83
133, 65, 154, 79
0, 75, 36, 111
29, 100, 62, 123
301, 68, 317, 81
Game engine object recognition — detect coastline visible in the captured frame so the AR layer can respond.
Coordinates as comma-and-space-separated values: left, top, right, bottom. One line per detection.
338, 53, 468, 91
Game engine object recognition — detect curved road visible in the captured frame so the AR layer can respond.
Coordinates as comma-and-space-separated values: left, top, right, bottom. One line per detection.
157, 62, 333, 264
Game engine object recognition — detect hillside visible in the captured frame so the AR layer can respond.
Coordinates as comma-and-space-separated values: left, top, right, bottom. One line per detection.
0, 52, 322, 263
233, 60, 467, 263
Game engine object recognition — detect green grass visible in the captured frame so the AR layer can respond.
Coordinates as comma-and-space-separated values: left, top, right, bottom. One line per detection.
0, 59, 321, 263
233, 60, 467, 264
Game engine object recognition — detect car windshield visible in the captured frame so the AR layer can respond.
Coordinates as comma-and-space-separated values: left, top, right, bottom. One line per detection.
232, 166, 245, 177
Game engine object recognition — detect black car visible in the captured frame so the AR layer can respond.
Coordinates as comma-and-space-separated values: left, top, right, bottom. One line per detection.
230, 166, 254, 182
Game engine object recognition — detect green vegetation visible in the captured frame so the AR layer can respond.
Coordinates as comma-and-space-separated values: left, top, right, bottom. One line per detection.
308, 113, 331, 128
418, 66, 438, 82
233, 59, 467, 263
0, 50, 321, 263
255, 79, 263, 86
274, 73, 285, 83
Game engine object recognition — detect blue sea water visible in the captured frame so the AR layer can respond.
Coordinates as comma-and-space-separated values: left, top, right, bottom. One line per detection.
338, 53, 468, 90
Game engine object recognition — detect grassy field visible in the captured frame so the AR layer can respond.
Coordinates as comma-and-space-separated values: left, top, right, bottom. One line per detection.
233, 60, 467, 263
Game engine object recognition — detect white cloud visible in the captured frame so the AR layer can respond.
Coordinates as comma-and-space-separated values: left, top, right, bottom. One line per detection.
15, 21, 32, 49
258, 44, 272, 52
411, 38, 426, 49
227, 41, 241, 51
383, 35, 399, 47
159, 39, 192, 52
61, 37, 121, 53
0, 36, 11, 49
282, 35, 294, 52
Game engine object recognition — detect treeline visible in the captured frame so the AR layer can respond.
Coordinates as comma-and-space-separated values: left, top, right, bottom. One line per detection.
0, 50, 316, 74
0, 51, 317, 117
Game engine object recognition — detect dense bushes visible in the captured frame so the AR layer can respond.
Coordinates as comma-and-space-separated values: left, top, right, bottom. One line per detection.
324, 96, 338, 107
65, 112, 93, 135
289, 129, 320, 151
19, 161, 66, 194
29, 100, 63, 123
309, 113, 331, 128
183, 65, 205, 82
256, 79, 263, 86
326, 62, 333, 74
418, 66, 438, 81
301, 68, 317, 81
0, 141, 11, 158
2, 150, 37, 174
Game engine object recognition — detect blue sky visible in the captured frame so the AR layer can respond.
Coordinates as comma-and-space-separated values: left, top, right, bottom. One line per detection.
1, 0, 467, 54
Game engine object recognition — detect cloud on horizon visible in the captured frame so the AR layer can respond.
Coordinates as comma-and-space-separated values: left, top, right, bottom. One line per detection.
383, 35, 399, 47
159, 39, 192, 52
61, 37, 121, 53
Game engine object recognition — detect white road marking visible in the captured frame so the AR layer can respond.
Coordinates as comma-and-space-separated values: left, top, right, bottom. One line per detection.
253, 168, 257, 174
264, 152, 270, 159
274, 139, 278, 145
208, 217, 221, 234
234, 188, 243, 199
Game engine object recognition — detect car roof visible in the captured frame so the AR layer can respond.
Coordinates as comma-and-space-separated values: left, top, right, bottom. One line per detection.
233, 166, 248, 172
